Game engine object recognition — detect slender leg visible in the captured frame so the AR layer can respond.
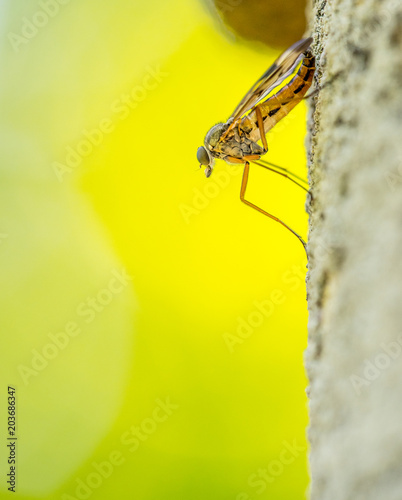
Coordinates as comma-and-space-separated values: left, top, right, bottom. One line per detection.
302, 87, 320, 100
255, 159, 308, 185
302, 77, 336, 101
252, 160, 309, 193
240, 162, 307, 253
252, 110, 311, 196
255, 106, 268, 153
299, 81, 333, 102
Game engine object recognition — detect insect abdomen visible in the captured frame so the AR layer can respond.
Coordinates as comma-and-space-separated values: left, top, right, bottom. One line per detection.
246, 51, 316, 141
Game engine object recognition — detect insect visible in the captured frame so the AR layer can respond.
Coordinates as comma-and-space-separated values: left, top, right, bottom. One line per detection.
197, 37, 315, 252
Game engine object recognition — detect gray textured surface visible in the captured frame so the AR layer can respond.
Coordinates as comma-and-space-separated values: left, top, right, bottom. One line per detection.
305, 0, 402, 499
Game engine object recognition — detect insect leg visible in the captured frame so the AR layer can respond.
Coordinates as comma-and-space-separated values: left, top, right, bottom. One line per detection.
252, 160, 309, 193
302, 77, 336, 101
253, 109, 310, 193
240, 162, 307, 253
254, 159, 308, 185
302, 87, 320, 100
255, 107, 268, 153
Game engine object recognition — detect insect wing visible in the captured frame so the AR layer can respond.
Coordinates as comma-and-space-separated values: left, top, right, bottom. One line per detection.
230, 37, 312, 121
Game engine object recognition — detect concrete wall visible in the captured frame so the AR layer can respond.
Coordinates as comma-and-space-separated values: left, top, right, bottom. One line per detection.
306, 0, 402, 499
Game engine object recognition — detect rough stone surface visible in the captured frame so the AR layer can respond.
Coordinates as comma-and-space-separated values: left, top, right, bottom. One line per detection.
305, 0, 402, 499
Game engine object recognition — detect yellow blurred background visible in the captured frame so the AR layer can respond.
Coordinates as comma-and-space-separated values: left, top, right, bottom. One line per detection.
0, 0, 309, 499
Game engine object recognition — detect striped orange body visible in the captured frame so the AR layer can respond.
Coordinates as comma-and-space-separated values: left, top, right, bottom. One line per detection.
241, 50, 316, 143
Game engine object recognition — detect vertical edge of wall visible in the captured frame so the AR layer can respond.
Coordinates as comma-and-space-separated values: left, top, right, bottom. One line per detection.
305, 0, 402, 499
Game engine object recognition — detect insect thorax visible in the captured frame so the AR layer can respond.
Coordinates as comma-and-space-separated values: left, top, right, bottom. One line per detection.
204, 120, 263, 162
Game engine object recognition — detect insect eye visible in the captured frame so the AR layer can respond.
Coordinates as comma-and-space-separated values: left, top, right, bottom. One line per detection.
197, 146, 210, 166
